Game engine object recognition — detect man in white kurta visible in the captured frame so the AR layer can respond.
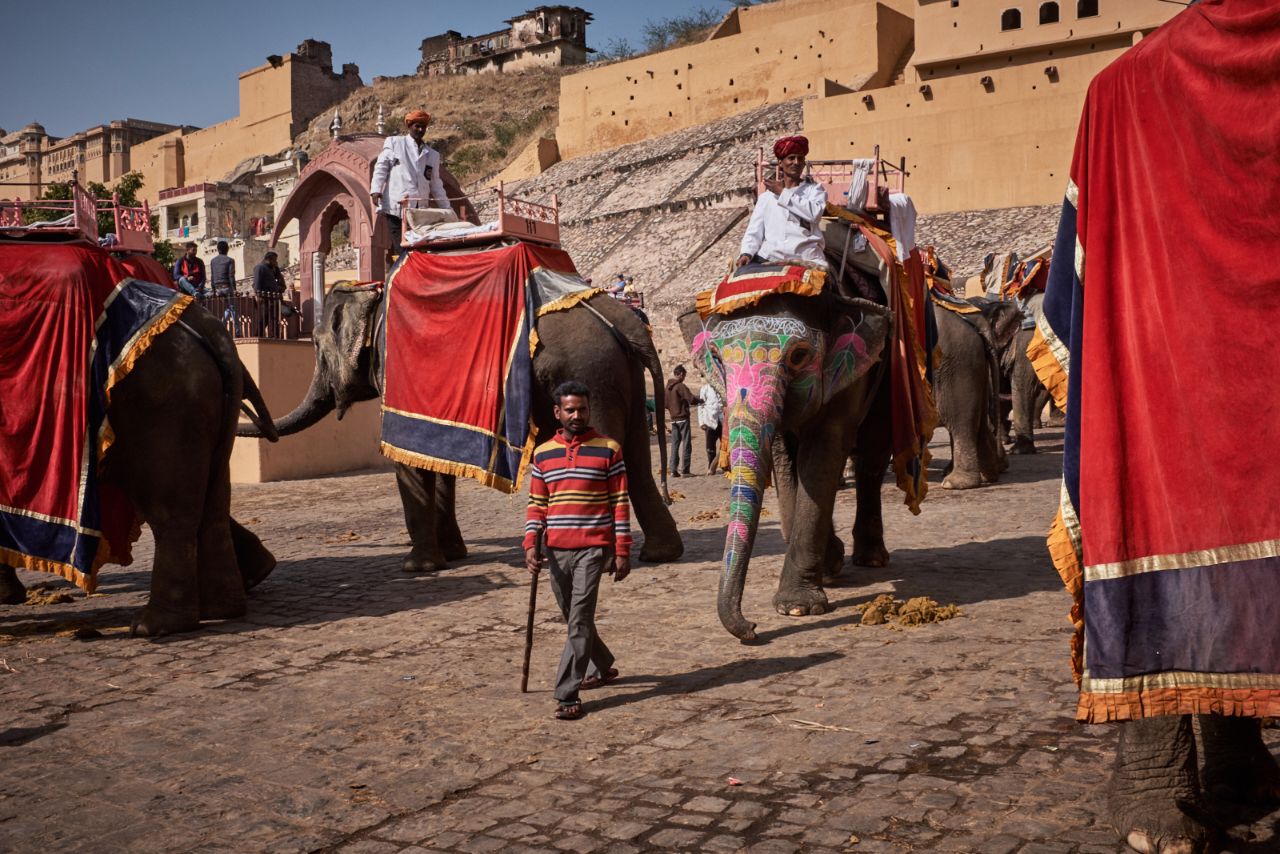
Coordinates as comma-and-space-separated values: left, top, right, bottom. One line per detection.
370, 109, 450, 254
737, 135, 828, 269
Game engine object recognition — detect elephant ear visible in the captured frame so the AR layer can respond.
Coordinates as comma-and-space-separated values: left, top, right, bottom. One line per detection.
822, 300, 890, 403
315, 283, 382, 417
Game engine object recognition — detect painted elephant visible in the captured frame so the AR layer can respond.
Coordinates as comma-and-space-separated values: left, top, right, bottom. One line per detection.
0, 303, 279, 636
968, 291, 1051, 454
932, 305, 1007, 488
238, 283, 683, 567
680, 289, 891, 641
1109, 715, 1280, 853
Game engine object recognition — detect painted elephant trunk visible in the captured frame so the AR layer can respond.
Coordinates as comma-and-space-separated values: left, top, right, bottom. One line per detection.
717, 403, 778, 643
236, 372, 336, 438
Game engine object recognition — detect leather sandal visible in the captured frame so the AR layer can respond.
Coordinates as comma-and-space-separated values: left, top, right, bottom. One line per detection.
581, 667, 619, 690
554, 702, 583, 721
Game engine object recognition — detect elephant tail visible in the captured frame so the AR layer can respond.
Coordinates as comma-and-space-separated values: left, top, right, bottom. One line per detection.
626, 319, 671, 501
239, 364, 279, 443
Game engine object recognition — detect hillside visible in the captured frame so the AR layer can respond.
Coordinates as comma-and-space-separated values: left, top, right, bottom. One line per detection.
292, 68, 566, 183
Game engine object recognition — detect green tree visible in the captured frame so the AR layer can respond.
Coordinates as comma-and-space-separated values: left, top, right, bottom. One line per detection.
21, 172, 174, 263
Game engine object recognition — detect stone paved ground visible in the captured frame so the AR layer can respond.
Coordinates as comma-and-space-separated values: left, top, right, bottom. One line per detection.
3, 430, 1278, 853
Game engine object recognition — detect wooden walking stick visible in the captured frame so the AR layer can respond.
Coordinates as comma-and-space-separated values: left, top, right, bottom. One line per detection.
520, 528, 544, 693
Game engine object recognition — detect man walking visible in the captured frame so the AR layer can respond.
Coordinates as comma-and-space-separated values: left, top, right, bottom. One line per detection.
698, 381, 723, 475
664, 365, 699, 477
524, 382, 631, 721
172, 242, 206, 298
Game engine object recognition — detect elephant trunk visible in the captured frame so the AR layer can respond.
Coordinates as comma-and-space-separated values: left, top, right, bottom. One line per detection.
717, 403, 778, 643
236, 371, 336, 438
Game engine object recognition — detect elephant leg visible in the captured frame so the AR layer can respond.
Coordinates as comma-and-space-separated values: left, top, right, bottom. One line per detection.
1009, 333, 1040, 454
0, 564, 25, 605
774, 425, 847, 617
1108, 716, 1211, 854
396, 463, 446, 573
1197, 715, 1280, 806
193, 460, 249, 622
851, 385, 891, 567
231, 518, 276, 592
978, 415, 1007, 482
621, 407, 683, 563
772, 433, 798, 544
434, 475, 467, 562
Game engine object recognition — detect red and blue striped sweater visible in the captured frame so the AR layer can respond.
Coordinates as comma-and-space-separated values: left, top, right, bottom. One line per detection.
523, 429, 632, 556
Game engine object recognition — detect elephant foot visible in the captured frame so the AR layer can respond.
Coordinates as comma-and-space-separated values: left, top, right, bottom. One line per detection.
773, 587, 829, 617
199, 589, 247, 621
851, 540, 889, 568
231, 520, 277, 592
639, 538, 684, 563
1110, 783, 1213, 854
942, 470, 983, 490
0, 565, 26, 605
442, 542, 468, 562
1199, 718, 1280, 807
402, 548, 446, 573
1008, 436, 1037, 455
131, 604, 200, 638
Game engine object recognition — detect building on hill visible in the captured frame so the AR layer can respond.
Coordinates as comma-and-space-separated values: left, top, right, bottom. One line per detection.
418, 6, 591, 76
0, 119, 183, 201
129, 39, 362, 206
553, 0, 1178, 213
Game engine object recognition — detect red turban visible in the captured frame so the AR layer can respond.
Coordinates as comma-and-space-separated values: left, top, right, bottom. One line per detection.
404, 109, 432, 126
773, 135, 809, 159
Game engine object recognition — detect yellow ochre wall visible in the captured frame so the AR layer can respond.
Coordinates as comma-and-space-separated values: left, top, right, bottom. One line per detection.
556, 0, 915, 160
232, 339, 388, 484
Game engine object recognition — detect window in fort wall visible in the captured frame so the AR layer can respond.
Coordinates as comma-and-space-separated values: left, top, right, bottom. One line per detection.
1001, 9, 1022, 31
1077, 0, 1098, 16
1040, 2, 1060, 24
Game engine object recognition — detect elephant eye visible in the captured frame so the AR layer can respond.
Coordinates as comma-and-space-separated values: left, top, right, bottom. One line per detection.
786, 345, 813, 369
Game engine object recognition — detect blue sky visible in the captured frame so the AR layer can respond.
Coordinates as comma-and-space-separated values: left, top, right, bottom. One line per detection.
0, 0, 733, 138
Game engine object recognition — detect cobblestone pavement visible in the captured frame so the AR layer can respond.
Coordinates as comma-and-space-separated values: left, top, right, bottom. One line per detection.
3, 430, 1277, 853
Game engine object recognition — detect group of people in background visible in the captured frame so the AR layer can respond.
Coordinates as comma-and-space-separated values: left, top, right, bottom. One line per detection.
171, 241, 289, 302
664, 364, 722, 477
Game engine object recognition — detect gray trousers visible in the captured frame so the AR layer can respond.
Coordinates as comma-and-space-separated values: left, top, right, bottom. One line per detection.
669, 419, 693, 474
547, 546, 615, 704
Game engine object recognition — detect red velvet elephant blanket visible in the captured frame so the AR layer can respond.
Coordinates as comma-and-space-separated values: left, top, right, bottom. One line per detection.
1030, 1, 1280, 722
0, 241, 192, 591
379, 242, 598, 493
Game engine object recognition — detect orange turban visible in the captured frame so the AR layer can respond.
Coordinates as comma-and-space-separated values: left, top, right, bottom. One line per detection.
405, 109, 432, 126
773, 135, 809, 159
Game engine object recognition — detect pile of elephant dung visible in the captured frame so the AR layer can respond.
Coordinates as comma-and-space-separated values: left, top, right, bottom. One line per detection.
857, 593, 962, 627
25, 584, 75, 606
689, 509, 721, 522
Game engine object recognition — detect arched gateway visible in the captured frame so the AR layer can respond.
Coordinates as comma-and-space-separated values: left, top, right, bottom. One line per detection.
272, 133, 473, 330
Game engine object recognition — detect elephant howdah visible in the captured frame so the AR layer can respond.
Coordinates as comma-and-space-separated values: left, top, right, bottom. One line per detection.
0, 239, 278, 634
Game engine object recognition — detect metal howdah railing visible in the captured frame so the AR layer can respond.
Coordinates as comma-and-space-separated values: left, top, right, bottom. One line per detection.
198, 291, 302, 340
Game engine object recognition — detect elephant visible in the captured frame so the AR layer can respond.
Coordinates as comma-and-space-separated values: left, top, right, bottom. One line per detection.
1109, 715, 1280, 853
931, 305, 1008, 488
0, 301, 279, 637
238, 282, 683, 569
680, 288, 891, 642
968, 291, 1051, 454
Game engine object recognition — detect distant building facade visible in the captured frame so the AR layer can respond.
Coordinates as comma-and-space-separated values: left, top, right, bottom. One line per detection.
418, 6, 591, 76
0, 119, 182, 201
130, 39, 361, 206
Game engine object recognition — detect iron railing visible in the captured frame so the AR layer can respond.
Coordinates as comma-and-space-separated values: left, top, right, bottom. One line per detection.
198, 291, 302, 340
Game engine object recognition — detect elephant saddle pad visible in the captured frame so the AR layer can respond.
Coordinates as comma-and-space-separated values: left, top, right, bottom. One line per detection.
696, 262, 826, 319
0, 241, 192, 592
1031, 3, 1280, 723
379, 242, 598, 493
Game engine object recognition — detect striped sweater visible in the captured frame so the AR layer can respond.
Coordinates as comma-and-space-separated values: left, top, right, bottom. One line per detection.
523, 429, 632, 556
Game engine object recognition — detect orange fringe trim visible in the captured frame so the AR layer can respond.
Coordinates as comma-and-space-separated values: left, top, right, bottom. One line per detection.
379, 440, 527, 495
1078, 687, 1280, 724
0, 545, 91, 594
1027, 326, 1068, 413
1047, 507, 1084, 684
